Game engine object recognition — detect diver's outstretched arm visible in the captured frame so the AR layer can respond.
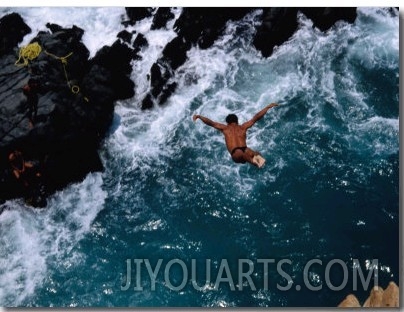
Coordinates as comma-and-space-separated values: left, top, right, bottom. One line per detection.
193, 115, 226, 131
242, 103, 278, 129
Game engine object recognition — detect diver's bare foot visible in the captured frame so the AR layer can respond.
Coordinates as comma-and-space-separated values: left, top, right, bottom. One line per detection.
252, 155, 266, 168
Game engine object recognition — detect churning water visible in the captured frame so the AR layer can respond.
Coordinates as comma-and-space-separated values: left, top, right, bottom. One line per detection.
0, 7, 399, 307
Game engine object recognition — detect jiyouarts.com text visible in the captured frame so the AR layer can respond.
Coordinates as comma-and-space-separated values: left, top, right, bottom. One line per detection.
121, 258, 378, 292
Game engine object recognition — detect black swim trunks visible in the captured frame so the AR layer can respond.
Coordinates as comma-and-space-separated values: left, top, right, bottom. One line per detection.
231, 146, 247, 155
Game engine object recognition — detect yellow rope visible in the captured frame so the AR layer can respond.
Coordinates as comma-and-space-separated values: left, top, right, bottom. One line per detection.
15, 43, 88, 101
44, 50, 81, 95
15, 42, 42, 67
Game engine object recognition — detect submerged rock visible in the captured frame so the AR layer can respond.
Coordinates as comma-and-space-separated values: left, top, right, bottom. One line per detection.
0, 13, 134, 207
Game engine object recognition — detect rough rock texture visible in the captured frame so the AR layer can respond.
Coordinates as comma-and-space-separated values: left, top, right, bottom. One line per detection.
173, 8, 252, 49
0, 14, 134, 207
124, 7, 154, 26
132, 33, 148, 60
253, 7, 357, 57
338, 282, 399, 308
253, 8, 299, 58
338, 294, 361, 308
151, 7, 175, 30
300, 7, 357, 32
363, 286, 384, 307
0, 13, 31, 57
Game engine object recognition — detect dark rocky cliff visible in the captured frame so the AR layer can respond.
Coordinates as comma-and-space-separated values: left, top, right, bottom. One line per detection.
0, 13, 135, 207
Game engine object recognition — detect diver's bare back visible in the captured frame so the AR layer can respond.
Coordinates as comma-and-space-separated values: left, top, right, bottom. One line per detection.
222, 124, 248, 153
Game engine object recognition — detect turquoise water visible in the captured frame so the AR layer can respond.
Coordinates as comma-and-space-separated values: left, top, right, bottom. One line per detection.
0, 7, 399, 307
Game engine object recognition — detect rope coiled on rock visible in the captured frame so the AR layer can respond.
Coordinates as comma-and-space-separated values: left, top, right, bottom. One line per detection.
15, 42, 42, 67
15, 42, 88, 101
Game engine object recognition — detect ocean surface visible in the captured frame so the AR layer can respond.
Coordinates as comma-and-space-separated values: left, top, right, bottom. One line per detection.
0, 7, 399, 307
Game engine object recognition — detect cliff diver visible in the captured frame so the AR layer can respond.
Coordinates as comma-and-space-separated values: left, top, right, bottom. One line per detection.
193, 103, 278, 168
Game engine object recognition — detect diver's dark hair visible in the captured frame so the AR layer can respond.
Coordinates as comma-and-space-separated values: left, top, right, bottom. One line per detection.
226, 114, 238, 124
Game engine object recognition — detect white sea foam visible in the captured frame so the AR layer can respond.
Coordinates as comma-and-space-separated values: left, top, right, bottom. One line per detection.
128, 8, 182, 103
350, 8, 399, 70
0, 7, 125, 57
0, 173, 106, 306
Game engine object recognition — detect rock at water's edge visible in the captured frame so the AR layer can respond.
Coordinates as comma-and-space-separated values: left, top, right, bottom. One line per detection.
0, 13, 134, 207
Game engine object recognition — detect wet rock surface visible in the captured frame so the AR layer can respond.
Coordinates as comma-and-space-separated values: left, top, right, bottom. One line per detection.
0, 14, 134, 207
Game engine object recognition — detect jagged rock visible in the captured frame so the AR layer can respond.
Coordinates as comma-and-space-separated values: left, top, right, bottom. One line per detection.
91, 40, 133, 75
300, 7, 357, 32
253, 8, 299, 58
117, 29, 133, 43
162, 36, 191, 70
159, 82, 177, 104
0, 13, 134, 207
141, 93, 154, 110
90, 40, 135, 100
338, 281, 399, 308
124, 7, 154, 25
253, 8, 357, 57
338, 294, 361, 308
363, 286, 384, 307
139, 36, 189, 107
133, 33, 148, 50
132, 33, 148, 60
0, 12, 31, 57
151, 7, 175, 30
174, 8, 252, 49
382, 281, 399, 307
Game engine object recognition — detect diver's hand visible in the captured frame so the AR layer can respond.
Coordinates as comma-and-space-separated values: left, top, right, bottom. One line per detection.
193, 115, 200, 122
267, 103, 279, 109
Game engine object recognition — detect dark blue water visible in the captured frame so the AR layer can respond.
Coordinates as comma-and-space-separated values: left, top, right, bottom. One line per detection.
0, 7, 399, 307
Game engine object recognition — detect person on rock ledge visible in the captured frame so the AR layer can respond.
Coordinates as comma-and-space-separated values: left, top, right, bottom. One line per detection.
8, 150, 46, 207
22, 78, 40, 128
8, 150, 41, 188
193, 103, 279, 168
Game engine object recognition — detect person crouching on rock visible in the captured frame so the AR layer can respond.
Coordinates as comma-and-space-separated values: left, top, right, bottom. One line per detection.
22, 78, 39, 128
8, 150, 41, 188
8, 150, 47, 208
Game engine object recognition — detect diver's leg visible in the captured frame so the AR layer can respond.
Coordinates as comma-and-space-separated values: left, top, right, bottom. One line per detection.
244, 148, 266, 168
